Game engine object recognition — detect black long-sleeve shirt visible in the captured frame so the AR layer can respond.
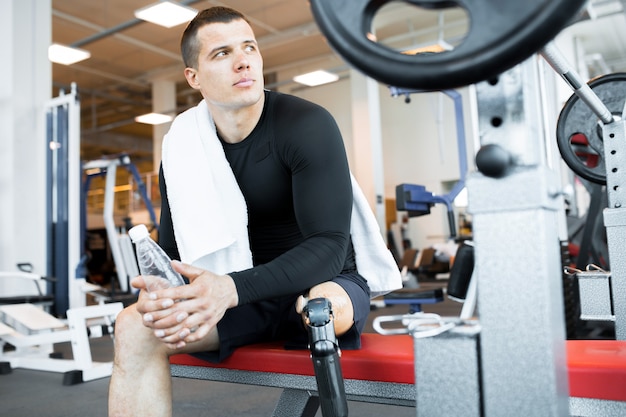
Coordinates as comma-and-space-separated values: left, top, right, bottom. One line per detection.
159, 90, 361, 305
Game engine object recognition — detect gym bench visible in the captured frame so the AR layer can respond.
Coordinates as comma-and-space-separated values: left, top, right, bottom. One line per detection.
170, 333, 626, 416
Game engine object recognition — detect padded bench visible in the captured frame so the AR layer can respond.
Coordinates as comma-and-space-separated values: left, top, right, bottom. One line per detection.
170, 334, 626, 416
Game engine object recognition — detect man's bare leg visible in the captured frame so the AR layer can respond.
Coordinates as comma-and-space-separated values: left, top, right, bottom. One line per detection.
296, 281, 355, 336
108, 304, 218, 417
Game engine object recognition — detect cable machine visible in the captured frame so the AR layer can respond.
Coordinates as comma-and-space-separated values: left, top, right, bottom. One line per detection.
1, 84, 122, 384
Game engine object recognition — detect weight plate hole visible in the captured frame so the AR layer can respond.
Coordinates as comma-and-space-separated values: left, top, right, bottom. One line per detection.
613, 168, 618, 173
614, 186, 619, 191
370, 3, 468, 56
569, 133, 600, 168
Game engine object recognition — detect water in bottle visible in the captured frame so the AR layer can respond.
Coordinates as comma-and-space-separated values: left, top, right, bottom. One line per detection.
128, 224, 185, 292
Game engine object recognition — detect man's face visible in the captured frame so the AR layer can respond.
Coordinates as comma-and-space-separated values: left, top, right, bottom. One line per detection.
186, 19, 264, 111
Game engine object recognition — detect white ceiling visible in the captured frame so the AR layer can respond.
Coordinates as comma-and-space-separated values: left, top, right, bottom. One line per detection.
50, 0, 626, 169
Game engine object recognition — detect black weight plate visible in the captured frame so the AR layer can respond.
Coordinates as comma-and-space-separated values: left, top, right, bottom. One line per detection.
556, 73, 626, 185
310, 0, 586, 90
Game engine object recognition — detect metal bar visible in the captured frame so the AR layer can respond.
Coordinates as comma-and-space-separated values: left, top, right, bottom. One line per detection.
67, 84, 83, 310
103, 160, 129, 293
540, 42, 614, 125
45, 109, 55, 299
55, 102, 69, 316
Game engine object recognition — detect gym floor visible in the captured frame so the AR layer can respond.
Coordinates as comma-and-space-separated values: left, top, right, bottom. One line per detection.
1, 281, 460, 417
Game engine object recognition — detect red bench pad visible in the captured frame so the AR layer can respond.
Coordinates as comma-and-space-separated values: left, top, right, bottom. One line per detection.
170, 334, 626, 401
170, 333, 415, 384
568, 340, 626, 402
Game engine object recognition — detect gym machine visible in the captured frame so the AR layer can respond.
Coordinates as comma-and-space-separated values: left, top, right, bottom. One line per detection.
307, 0, 626, 415
548, 60, 626, 334
82, 152, 158, 298
0, 84, 122, 384
45, 83, 83, 315
392, 88, 468, 240
384, 88, 471, 312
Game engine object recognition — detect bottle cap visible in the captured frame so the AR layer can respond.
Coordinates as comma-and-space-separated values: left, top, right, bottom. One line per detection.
128, 224, 149, 243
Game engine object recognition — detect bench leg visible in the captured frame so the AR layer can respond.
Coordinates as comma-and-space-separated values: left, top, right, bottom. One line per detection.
272, 388, 320, 417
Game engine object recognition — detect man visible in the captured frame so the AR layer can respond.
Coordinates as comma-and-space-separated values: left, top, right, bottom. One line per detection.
108, 6, 381, 417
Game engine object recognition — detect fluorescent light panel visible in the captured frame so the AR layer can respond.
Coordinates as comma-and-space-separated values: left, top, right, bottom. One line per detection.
134, 1, 198, 28
403, 40, 454, 55
293, 70, 339, 87
48, 43, 91, 65
135, 112, 173, 125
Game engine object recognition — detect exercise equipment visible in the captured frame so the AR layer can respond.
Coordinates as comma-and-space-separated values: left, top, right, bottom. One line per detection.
46, 83, 82, 315
383, 287, 444, 314
0, 85, 126, 384
308, 1, 612, 413
82, 153, 157, 297
374, 41, 626, 415
0, 264, 56, 309
0, 299, 122, 385
542, 42, 626, 340
565, 265, 614, 323
309, 0, 587, 91
392, 88, 468, 238
384, 241, 475, 315
386, 88, 471, 315
567, 182, 609, 271
388, 55, 571, 415
169, 7, 626, 417
556, 73, 626, 185
562, 180, 610, 340
308, 0, 626, 411
0, 259, 123, 385
44, 84, 147, 310
171, 3, 626, 416
170, 334, 626, 416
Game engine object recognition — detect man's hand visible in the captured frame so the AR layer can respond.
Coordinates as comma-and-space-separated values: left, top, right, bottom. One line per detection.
132, 261, 239, 349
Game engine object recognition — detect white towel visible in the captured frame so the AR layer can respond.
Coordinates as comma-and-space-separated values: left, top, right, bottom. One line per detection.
348, 174, 402, 296
162, 100, 402, 297
161, 100, 253, 274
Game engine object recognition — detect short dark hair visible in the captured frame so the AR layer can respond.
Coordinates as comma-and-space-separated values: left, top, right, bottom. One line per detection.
181, 6, 248, 69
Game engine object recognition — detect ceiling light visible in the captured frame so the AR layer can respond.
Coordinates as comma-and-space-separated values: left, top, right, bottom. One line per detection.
135, 112, 173, 125
403, 41, 454, 55
134, 1, 198, 28
48, 43, 91, 65
293, 70, 339, 87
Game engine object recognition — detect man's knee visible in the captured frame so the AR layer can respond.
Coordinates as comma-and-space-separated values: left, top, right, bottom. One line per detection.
115, 304, 141, 335
305, 281, 355, 336
113, 304, 161, 359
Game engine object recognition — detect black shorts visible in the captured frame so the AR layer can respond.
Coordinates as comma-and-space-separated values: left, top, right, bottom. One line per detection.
193, 272, 371, 363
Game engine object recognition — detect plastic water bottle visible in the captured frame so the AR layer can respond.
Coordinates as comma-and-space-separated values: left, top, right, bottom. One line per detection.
128, 224, 185, 292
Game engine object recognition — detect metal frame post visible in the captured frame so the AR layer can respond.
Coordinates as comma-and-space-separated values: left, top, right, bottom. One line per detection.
45, 83, 82, 314
468, 57, 570, 416
602, 116, 626, 340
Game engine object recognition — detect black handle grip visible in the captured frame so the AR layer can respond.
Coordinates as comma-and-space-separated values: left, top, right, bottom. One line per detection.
447, 208, 457, 239
448, 243, 474, 300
